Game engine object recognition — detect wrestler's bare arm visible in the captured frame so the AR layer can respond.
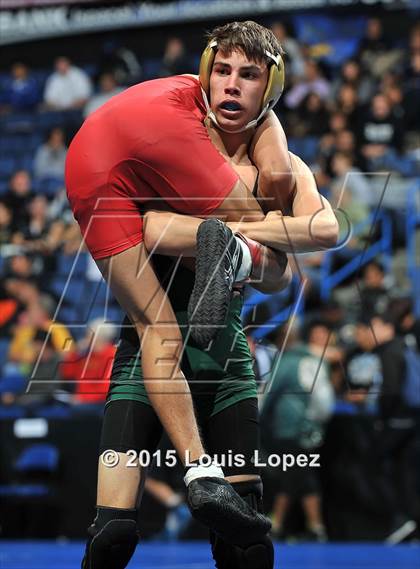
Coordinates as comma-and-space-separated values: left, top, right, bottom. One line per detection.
228, 152, 339, 253
250, 111, 295, 213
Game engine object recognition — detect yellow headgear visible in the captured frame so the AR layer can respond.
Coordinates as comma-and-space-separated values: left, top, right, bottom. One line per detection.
199, 40, 285, 132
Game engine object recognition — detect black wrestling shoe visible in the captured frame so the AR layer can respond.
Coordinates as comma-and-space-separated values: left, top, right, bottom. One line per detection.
187, 477, 271, 548
188, 219, 242, 346
385, 518, 417, 544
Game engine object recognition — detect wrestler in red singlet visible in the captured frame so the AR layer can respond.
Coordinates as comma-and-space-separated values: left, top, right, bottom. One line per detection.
65, 75, 239, 260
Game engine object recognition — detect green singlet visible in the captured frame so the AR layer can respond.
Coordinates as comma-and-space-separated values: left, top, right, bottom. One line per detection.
107, 255, 257, 417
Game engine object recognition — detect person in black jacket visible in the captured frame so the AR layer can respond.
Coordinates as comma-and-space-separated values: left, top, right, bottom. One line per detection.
364, 313, 418, 543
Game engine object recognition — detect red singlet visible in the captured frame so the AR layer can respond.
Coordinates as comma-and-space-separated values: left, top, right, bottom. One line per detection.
65, 75, 238, 260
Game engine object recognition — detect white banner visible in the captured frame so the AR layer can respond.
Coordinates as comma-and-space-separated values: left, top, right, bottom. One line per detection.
0, 0, 416, 45
0, 0, 97, 7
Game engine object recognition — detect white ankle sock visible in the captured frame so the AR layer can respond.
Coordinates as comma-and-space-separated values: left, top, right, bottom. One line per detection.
234, 236, 252, 282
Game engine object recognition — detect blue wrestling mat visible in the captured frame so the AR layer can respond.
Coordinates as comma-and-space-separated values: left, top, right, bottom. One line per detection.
0, 541, 419, 569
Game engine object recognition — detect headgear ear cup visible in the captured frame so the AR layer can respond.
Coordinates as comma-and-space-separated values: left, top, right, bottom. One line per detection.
198, 40, 217, 96
261, 51, 285, 112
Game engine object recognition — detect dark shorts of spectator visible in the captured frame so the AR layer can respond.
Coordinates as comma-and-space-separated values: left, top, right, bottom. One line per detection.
263, 439, 320, 498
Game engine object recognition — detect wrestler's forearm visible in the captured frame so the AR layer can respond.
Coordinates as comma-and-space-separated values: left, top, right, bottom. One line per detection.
143, 210, 291, 292
228, 210, 338, 253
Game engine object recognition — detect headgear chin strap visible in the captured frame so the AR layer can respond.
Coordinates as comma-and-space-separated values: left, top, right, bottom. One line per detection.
199, 40, 285, 133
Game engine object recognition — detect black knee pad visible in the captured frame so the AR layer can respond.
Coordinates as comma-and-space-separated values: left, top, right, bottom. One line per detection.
210, 478, 274, 569
211, 532, 274, 569
81, 507, 139, 569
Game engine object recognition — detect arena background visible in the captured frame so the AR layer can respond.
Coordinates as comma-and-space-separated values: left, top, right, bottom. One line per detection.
0, 0, 419, 568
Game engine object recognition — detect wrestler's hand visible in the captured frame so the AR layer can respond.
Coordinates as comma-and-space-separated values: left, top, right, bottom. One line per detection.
264, 209, 283, 221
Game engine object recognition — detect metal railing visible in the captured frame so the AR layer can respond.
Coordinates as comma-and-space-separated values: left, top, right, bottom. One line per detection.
406, 180, 420, 317
320, 210, 393, 301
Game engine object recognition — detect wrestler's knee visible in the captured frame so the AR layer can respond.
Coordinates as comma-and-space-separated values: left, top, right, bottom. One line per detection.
143, 210, 162, 253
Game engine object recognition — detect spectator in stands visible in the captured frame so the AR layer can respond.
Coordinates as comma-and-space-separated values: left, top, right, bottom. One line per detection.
43, 56, 92, 111
3, 253, 42, 287
8, 291, 72, 367
329, 153, 370, 255
1, 289, 70, 405
33, 127, 67, 180
46, 188, 83, 255
12, 194, 65, 256
16, 329, 66, 406
359, 261, 390, 317
335, 84, 360, 133
331, 58, 375, 106
334, 261, 390, 323
335, 129, 355, 155
3, 170, 34, 231
345, 317, 381, 401
389, 297, 420, 351
99, 39, 142, 86
367, 313, 410, 420
330, 151, 371, 207
297, 93, 329, 137
383, 84, 405, 121
290, 249, 324, 305
364, 312, 418, 542
316, 114, 349, 186
359, 93, 404, 166
0, 200, 13, 245
409, 22, 420, 55
328, 111, 348, 135
318, 129, 364, 181
0, 62, 41, 113
285, 59, 331, 109
306, 319, 344, 368
2, 277, 59, 347
245, 329, 277, 389
0, 281, 21, 340
403, 51, 420, 127
271, 21, 305, 79
3, 250, 57, 301
317, 301, 348, 339
358, 18, 402, 79
261, 322, 334, 541
326, 321, 386, 538
159, 37, 194, 77
61, 318, 116, 404
83, 72, 124, 118
335, 129, 366, 171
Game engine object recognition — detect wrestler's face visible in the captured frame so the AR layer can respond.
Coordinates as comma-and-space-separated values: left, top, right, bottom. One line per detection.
209, 49, 268, 132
